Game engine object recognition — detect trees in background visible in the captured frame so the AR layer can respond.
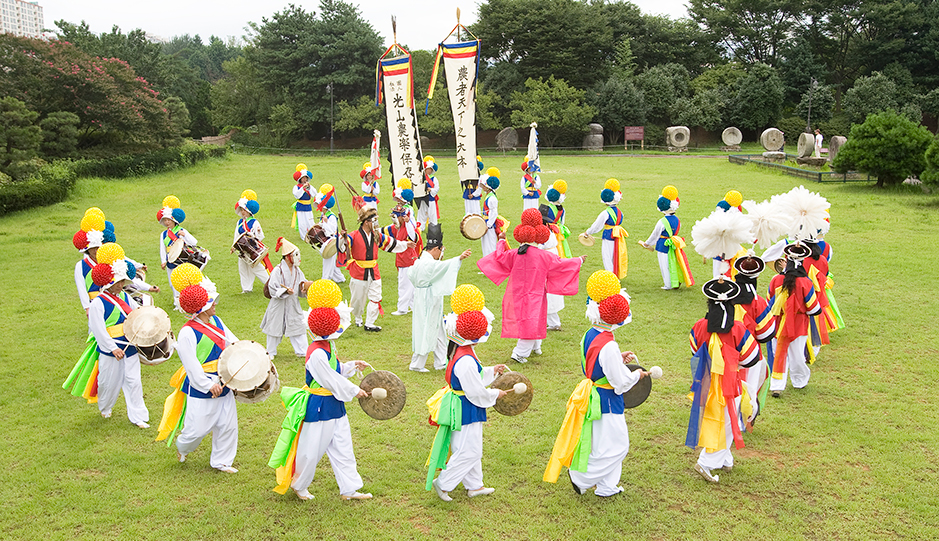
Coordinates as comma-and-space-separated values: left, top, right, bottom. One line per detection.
833, 110, 933, 187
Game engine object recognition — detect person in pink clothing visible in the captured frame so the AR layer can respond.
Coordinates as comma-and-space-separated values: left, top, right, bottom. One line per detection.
477, 208, 585, 363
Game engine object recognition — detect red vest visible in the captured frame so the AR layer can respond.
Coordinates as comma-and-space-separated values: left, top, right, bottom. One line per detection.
347, 229, 381, 281
392, 224, 419, 268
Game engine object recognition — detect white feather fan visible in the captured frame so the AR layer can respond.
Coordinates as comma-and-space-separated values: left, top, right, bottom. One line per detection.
691, 209, 753, 259
742, 199, 789, 249
775, 185, 830, 241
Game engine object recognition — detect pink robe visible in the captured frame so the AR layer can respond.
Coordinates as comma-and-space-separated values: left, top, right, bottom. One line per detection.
477, 240, 582, 340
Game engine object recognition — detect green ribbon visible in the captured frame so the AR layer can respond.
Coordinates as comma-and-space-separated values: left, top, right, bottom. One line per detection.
268, 386, 311, 469
424, 391, 463, 490
570, 387, 602, 472
63, 334, 97, 396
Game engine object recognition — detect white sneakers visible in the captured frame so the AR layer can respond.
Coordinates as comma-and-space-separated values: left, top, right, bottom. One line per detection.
340, 491, 373, 500
391, 309, 410, 316
135, 421, 150, 429
293, 488, 314, 501
511, 354, 528, 364
176, 450, 186, 463
216, 466, 238, 474
410, 367, 430, 373
467, 487, 495, 498
432, 479, 452, 502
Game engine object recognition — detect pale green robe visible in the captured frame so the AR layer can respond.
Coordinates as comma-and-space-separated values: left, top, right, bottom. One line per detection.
409, 251, 463, 354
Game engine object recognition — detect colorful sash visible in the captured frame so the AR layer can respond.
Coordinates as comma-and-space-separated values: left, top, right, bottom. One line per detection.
686, 334, 744, 452
268, 385, 335, 494
425, 345, 478, 490
660, 218, 694, 287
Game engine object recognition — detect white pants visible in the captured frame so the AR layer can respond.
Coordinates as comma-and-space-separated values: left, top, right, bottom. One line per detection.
417, 201, 438, 226
436, 422, 485, 492
266, 333, 308, 357
697, 401, 737, 470
166, 267, 178, 297
177, 393, 238, 469
770, 335, 811, 391
481, 229, 497, 257
547, 311, 561, 329
238, 257, 269, 292
601, 239, 615, 274
297, 212, 314, 241
657, 251, 673, 288
96, 353, 149, 424
569, 414, 630, 496
523, 199, 539, 210
744, 359, 767, 416
321, 255, 345, 283
464, 200, 480, 217
547, 293, 564, 329
411, 324, 448, 371
350, 277, 382, 327
397, 266, 414, 312
291, 416, 364, 496
513, 339, 542, 358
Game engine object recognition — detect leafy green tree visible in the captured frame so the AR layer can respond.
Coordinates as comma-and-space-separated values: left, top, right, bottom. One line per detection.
688, 0, 800, 66
473, 0, 612, 90
627, 15, 721, 76
0, 97, 42, 180
671, 89, 724, 131
921, 136, 939, 186
832, 110, 933, 187
588, 76, 647, 144
509, 76, 597, 147
209, 56, 273, 131
797, 83, 836, 126
691, 63, 747, 94
727, 63, 784, 130
39, 111, 80, 159
163, 96, 191, 143
636, 63, 691, 125
843, 72, 899, 125
335, 96, 385, 137
776, 35, 828, 105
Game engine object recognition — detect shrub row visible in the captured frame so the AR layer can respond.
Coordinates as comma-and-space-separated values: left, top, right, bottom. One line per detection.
0, 144, 230, 216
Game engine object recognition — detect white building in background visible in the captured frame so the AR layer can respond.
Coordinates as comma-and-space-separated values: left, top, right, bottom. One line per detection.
1, 0, 43, 39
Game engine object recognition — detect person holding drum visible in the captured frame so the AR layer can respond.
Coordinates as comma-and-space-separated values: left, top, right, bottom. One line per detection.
408, 224, 470, 372
314, 185, 345, 283
426, 285, 509, 501
292, 165, 315, 241
232, 193, 272, 293
269, 280, 373, 501
344, 206, 415, 331
686, 277, 761, 484
65, 243, 150, 428
156, 266, 240, 473
544, 271, 649, 496
261, 238, 312, 360
415, 157, 440, 226
479, 169, 502, 257
157, 196, 199, 298
584, 179, 627, 280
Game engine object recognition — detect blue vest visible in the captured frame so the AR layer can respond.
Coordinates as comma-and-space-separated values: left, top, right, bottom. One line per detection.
601, 207, 623, 241
295, 185, 313, 212
96, 292, 137, 357
450, 353, 488, 425
304, 342, 347, 422
181, 316, 231, 399
655, 215, 680, 253
582, 328, 624, 414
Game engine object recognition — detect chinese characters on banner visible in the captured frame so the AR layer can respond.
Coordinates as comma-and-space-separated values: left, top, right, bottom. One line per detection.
380, 54, 426, 196
441, 41, 480, 187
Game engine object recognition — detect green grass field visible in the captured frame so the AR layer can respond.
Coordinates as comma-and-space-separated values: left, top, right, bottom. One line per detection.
1, 153, 937, 540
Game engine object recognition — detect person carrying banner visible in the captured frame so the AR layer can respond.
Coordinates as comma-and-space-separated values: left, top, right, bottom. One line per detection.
386, 182, 421, 316
232, 191, 273, 293
155, 266, 240, 473
520, 158, 542, 210
543, 270, 648, 496
268, 280, 373, 501
361, 130, 383, 211
408, 225, 470, 372
584, 179, 628, 280
344, 206, 414, 331
425, 285, 508, 501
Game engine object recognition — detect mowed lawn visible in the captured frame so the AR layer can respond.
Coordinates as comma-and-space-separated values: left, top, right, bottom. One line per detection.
1, 152, 937, 540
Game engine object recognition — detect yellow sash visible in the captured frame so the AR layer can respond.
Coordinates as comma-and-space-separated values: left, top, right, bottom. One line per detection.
543, 379, 593, 482
156, 361, 220, 442
605, 225, 629, 278
698, 335, 726, 452
350, 258, 378, 269
106, 324, 124, 338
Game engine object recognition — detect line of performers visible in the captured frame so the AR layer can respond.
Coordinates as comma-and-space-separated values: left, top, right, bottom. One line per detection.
65, 163, 842, 499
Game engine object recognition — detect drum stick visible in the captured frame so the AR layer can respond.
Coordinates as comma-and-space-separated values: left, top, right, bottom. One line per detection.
220, 358, 253, 388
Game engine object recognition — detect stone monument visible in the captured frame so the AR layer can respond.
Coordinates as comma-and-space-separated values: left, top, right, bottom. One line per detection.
583, 123, 604, 151
760, 128, 786, 161
721, 127, 742, 151
828, 135, 847, 163
496, 127, 518, 152
666, 126, 690, 152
